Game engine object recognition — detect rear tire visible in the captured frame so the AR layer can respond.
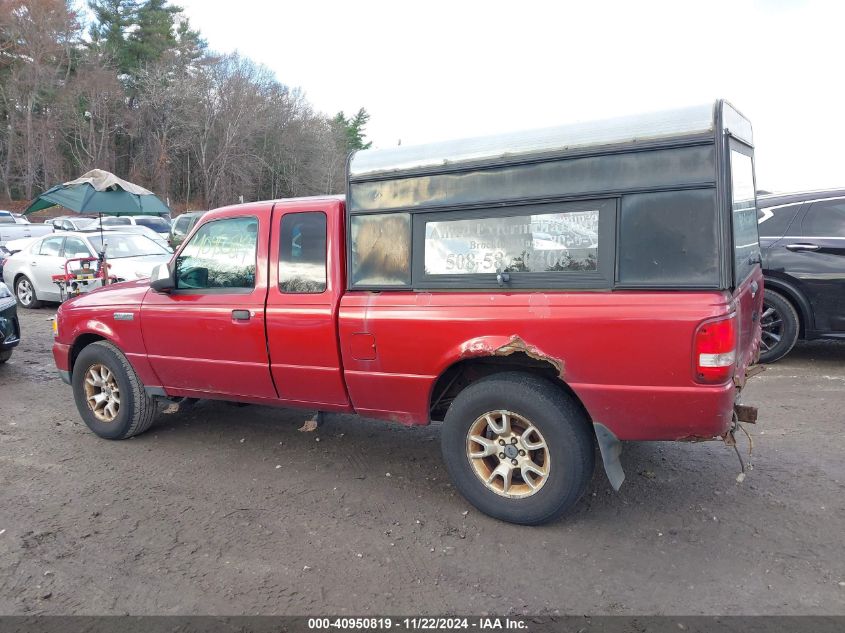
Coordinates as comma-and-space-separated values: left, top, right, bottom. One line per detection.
440, 372, 595, 525
759, 290, 800, 363
72, 341, 157, 439
15, 275, 42, 309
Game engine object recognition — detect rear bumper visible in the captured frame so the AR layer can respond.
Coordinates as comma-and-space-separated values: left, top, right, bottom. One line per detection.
573, 381, 735, 441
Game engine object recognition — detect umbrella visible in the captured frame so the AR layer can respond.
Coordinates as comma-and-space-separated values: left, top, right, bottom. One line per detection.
24, 169, 170, 216
24, 169, 171, 286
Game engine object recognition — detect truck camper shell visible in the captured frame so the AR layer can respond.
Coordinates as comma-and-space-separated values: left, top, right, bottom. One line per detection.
346, 100, 758, 293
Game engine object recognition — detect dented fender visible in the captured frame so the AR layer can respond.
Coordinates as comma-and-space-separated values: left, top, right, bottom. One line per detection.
453, 334, 566, 379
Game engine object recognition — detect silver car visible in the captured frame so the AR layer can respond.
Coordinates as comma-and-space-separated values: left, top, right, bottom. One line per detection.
4, 231, 172, 308
79, 224, 172, 251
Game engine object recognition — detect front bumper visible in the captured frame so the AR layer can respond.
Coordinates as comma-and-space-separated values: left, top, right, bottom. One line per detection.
0, 298, 20, 351
53, 341, 71, 383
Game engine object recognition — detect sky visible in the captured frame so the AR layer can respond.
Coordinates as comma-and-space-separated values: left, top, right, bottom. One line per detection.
169, 0, 841, 192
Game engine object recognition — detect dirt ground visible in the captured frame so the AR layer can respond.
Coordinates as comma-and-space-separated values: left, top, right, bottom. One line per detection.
1, 305, 844, 616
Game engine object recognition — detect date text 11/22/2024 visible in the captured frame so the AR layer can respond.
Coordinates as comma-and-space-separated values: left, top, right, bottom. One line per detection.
307, 617, 528, 630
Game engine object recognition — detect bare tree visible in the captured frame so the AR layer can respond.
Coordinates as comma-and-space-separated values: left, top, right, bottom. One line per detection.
0, 0, 80, 198
0, 1, 364, 209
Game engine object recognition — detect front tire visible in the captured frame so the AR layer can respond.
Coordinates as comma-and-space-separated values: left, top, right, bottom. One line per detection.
0, 350, 11, 364
15, 275, 42, 309
759, 290, 800, 363
440, 372, 595, 525
72, 341, 157, 439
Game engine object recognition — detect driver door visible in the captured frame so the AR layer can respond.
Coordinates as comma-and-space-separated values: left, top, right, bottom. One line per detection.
141, 211, 277, 400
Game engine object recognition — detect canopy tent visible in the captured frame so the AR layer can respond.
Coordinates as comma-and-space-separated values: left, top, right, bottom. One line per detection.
24, 169, 170, 216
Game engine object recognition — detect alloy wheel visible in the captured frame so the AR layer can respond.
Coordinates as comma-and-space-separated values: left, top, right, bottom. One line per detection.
465, 410, 550, 498
760, 301, 783, 353
16, 278, 33, 306
83, 363, 121, 422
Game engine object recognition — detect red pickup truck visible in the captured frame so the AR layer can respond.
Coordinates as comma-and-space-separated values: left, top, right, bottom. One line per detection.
53, 100, 762, 524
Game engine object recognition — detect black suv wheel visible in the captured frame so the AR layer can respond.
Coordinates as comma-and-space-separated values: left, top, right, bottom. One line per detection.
759, 290, 800, 363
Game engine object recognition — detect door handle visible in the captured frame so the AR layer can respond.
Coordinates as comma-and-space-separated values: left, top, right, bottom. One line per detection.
30, 261, 37, 266
232, 309, 251, 321
785, 243, 820, 252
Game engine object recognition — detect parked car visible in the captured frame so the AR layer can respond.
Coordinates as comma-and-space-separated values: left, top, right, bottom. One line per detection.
0, 281, 20, 363
93, 214, 171, 238
52, 100, 762, 525
0, 245, 11, 282
757, 188, 845, 362
79, 224, 172, 251
5, 231, 171, 308
169, 211, 207, 248
0, 211, 53, 247
50, 215, 97, 231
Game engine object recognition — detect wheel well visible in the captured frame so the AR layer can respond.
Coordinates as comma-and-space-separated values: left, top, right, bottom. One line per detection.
764, 283, 807, 339
429, 352, 591, 424
70, 333, 106, 373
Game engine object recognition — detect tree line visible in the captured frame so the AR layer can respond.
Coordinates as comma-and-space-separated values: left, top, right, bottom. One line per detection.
0, 0, 371, 210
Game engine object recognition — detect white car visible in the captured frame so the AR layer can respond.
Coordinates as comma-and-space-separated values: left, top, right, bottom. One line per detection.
91, 215, 172, 238
49, 216, 98, 231
0, 211, 53, 246
4, 231, 172, 308
79, 224, 172, 251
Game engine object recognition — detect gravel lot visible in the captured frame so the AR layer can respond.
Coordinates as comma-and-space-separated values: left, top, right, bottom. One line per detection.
1, 305, 844, 615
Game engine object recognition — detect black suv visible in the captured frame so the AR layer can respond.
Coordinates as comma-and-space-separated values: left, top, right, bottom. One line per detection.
757, 188, 845, 362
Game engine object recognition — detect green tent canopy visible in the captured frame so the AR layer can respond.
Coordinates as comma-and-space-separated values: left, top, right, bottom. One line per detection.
24, 169, 170, 216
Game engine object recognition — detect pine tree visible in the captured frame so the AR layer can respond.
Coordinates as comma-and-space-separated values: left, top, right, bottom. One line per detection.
126, 0, 180, 69
87, 0, 138, 72
333, 107, 373, 152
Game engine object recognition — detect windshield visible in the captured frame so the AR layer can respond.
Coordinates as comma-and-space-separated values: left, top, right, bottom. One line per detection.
88, 234, 170, 258
101, 216, 132, 226
135, 217, 171, 232
73, 218, 96, 229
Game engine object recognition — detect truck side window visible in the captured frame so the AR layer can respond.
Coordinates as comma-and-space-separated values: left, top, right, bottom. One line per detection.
350, 213, 411, 287
279, 212, 327, 293
175, 216, 258, 290
423, 209, 598, 275
618, 189, 719, 287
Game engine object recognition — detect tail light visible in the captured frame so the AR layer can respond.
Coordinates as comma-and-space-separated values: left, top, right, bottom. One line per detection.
693, 314, 737, 384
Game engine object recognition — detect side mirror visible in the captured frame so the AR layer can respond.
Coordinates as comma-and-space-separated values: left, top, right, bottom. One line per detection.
150, 263, 175, 292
